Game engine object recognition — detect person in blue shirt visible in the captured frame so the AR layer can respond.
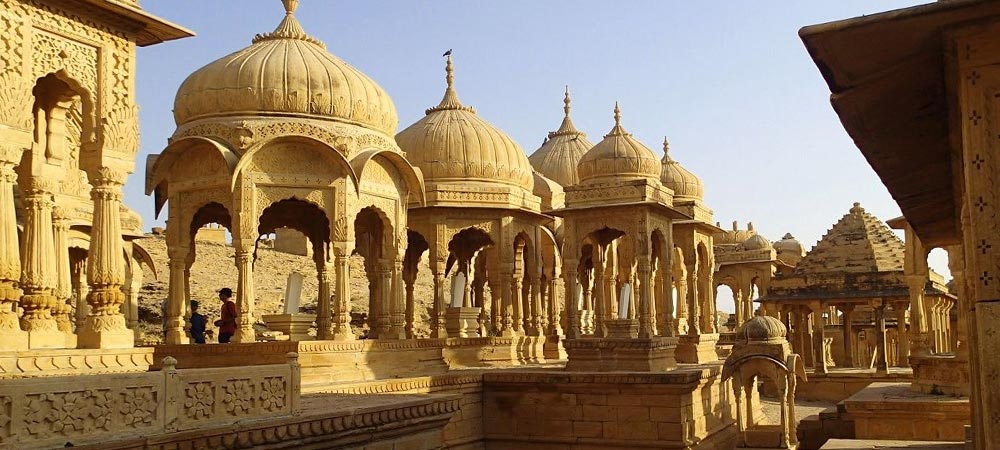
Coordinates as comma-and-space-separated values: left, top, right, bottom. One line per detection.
189, 300, 207, 344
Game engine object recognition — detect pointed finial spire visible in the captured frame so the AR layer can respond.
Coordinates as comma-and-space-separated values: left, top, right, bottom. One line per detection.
564, 85, 572, 117
604, 102, 630, 138
661, 136, 674, 163
253, 0, 324, 47
614, 102, 622, 126
748, 222, 755, 232
550, 85, 584, 137
427, 51, 474, 114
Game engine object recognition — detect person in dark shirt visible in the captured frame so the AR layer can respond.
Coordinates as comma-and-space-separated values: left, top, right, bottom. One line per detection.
189, 300, 207, 344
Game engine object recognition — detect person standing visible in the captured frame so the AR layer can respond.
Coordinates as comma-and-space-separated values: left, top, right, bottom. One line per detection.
215, 288, 237, 343
189, 300, 207, 344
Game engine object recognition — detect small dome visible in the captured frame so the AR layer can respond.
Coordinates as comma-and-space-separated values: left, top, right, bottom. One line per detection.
577, 103, 661, 184
173, 0, 397, 134
660, 138, 704, 200
528, 87, 594, 187
742, 233, 772, 251
396, 55, 533, 192
737, 315, 787, 342
774, 232, 805, 255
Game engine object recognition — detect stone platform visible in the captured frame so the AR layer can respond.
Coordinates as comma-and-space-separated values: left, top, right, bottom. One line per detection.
763, 367, 912, 402
564, 337, 678, 372
154, 340, 449, 388
910, 355, 970, 396
841, 383, 969, 442
821, 439, 963, 450
441, 336, 546, 367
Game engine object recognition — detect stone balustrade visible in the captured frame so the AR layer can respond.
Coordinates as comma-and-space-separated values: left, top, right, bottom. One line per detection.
0, 353, 301, 448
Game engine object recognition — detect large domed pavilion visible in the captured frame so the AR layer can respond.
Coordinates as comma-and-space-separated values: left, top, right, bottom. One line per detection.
147, 0, 424, 344
397, 55, 561, 345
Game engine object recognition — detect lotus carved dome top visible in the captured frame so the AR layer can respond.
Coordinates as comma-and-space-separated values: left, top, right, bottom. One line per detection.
660, 138, 704, 201
173, 0, 398, 135
737, 315, 787, 343
576, 103, 661, 184
395, 55, 534, 192
528, 87, 594, 187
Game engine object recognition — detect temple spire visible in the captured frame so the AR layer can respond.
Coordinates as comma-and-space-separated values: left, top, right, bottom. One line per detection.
564, 85, 572, 117
662, 136, 674, 163
427, 53, 474, 114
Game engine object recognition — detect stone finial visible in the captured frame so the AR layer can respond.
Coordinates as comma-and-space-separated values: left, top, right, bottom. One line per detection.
427, 52, 474, 114
732, 220, 738, 231
783, 232, 795, 239
162, 356, 177, 370
252, 0, 324, 47
564, 85, 572, 117
282, 0, 298, 14
748, 222, 755, 232
851, 202, 864, 214
604, 102, 630, 138
613, 102, 621, 127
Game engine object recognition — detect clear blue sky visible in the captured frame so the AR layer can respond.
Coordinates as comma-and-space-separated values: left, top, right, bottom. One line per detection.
132, 1, 943, 311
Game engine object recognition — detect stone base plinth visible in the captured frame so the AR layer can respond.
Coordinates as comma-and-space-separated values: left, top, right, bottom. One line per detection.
154, 340, 449, 388
27, 328, 69, 349
841, 383, 969, 442
676, 333, 720, 363
441, 336, 545, 367
445, 307, 481, 338
543, 333, 567, 360
0, 347, 153, 378
0, 328, 28, 351
483, 367, 737, 449
564, 337, 678, 372
910, 354, 970, 396
261, 313, 316, 341
76, 326, 134, 349
605, 318, 638, 338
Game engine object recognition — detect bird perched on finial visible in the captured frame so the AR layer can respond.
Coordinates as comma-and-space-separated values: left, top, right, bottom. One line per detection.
442, 49, 452, 57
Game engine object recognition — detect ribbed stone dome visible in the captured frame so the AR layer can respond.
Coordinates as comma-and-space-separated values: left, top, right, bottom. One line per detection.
173, 0, 398, 134
577, 103, 661, 184
395, 56, 533, 191
660, 138, 704, 201
528, 87, 593, 187
742, 233, 772, 251
738, 315, 787, 342
774, 233, 805, 256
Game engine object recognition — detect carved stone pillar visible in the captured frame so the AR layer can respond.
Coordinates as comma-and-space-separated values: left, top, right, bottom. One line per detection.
893, 301, 910, 367
810, 302, 828, 374
78, 170, 131, 348
499, 268, 515, 337
403, 263, 417, 339
165, 246, 189, 344
564, 259, 580, 339
511, 275, 524, 336
315, 256, 332, 340
548, 276, 564, 336
637, 256, 653, 338
52, 208, 74, 339
183, 248, 194, 339
331, 246, 354, 340
592, 248, 606, 337
232, 244, 256, 343
384, 260, 405, 340
19, 178, 64, 348
674, 277, 688, 336
874, 301, 889, 375
72, 258, 88, 331
906, 274, 930, 357
0, 150, 26, 350
687, 266, 701, 336
529, 273, 544, 336
840, 304, 856, 368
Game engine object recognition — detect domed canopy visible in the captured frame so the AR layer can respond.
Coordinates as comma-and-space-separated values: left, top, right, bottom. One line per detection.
528, 87, 594, 187
742, 233, 772, 251
173, 0, 398, 135
737, 315, 787, 343
395, 55, 534, 192
660, 138, 704, 201
576, 104, 660, 184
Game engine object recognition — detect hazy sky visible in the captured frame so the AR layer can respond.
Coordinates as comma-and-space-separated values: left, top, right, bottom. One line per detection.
132, 1, 941, 311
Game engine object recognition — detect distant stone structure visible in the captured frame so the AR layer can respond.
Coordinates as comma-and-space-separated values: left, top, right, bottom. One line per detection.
194, 223, 227, 245
272, 227, 310, 256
